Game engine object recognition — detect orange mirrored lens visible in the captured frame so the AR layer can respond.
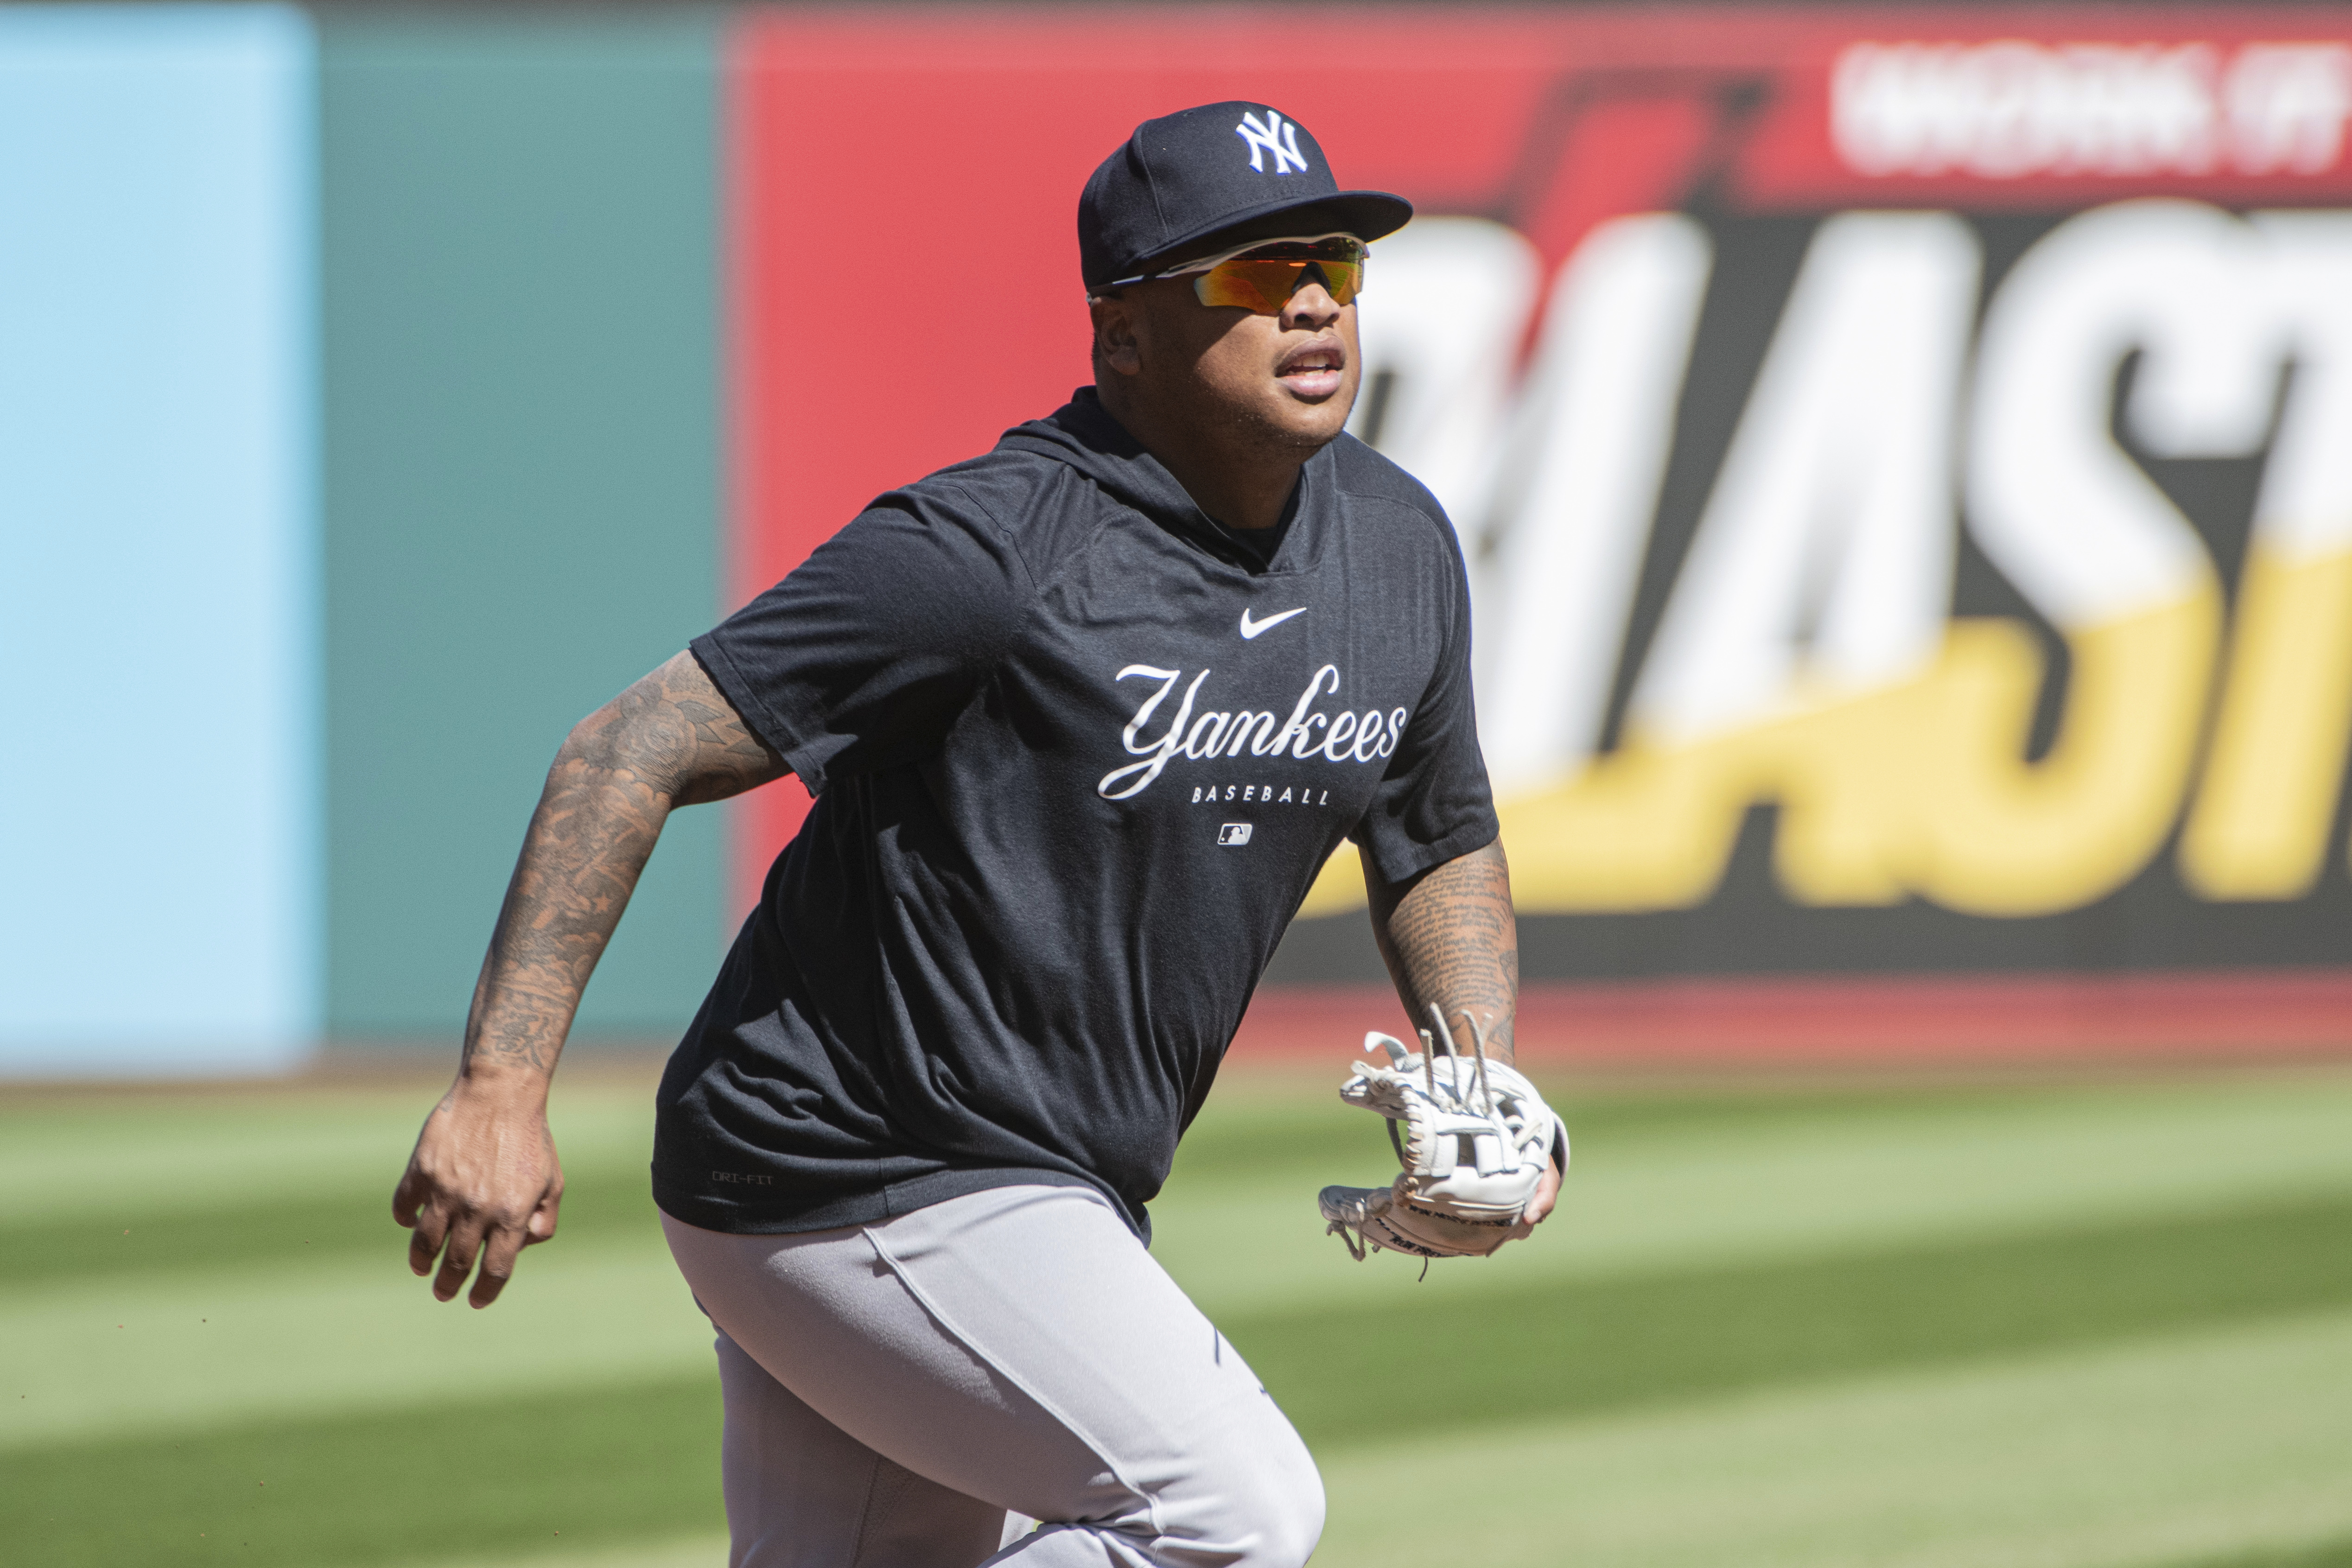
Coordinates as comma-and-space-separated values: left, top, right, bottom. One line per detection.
1193, 257, 1364, 312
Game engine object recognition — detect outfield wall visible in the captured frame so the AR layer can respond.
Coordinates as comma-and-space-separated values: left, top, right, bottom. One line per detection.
8, 4, 2352, 1071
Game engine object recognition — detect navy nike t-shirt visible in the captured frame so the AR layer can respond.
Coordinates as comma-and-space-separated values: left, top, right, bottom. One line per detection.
652, 388, 1498, 1242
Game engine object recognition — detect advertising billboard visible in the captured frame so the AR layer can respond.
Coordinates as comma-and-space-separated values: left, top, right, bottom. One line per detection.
729, 7, 2352, 1051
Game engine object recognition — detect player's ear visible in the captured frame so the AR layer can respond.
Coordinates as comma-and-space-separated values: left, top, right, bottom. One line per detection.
1089, 290, 1143, 379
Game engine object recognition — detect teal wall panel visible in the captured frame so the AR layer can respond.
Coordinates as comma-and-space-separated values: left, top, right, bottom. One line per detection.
321, 13, 724, 1041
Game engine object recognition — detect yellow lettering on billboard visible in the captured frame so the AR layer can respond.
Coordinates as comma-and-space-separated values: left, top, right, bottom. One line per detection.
1911, 594, 2217, 914
2180, 548, 2352, 898
1487, 589, 2217, 917
2182, 211, 2352, 900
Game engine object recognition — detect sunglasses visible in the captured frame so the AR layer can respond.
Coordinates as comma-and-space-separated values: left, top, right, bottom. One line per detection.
1163, 234, 1368, 313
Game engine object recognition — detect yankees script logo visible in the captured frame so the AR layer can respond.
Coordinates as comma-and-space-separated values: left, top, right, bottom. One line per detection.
1099, 663, 1410, 800
1235, 110, 1309, 175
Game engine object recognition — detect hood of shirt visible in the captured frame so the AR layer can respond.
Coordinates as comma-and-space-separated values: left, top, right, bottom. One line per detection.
997, 386, 1323, 574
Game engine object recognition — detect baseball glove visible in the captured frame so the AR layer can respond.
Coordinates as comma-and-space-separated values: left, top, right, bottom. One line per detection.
1319, 1004, 1568, 1263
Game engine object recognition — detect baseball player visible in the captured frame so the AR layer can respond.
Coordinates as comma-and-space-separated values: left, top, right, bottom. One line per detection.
394, 102, 1558, 1568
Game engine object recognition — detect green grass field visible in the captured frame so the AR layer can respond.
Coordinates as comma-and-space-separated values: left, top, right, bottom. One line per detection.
5, 1061, 2351, 1568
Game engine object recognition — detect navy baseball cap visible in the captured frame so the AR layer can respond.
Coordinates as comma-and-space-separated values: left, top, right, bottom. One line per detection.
1079, 102, 1412, 292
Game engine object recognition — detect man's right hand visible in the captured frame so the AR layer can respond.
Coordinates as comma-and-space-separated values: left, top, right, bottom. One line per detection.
392, 649, 783, 1310
393, 1081, 565, 1309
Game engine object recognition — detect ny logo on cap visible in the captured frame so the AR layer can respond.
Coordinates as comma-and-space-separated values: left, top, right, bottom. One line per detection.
1234, 110, 1309, 175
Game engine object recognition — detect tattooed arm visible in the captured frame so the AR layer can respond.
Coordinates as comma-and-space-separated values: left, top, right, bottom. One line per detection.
394, 651, 785, 1307
1365, 835, 1559, 1228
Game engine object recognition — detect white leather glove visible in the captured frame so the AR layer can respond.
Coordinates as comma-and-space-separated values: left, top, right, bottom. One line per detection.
1319, 1006, 1567, 1262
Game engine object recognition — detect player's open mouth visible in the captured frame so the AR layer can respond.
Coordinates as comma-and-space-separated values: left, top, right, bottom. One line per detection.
1276, 343, 1346, 399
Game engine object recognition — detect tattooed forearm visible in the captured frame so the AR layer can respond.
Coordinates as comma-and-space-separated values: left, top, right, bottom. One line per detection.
462, 651, 786, 1077
1365, 836, 1519, 1063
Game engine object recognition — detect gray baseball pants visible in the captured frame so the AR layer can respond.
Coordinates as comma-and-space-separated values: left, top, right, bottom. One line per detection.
661, 1184, 1325, 1568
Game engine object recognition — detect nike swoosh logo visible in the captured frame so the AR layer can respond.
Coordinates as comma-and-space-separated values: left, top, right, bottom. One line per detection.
1239, 606, 1307, 640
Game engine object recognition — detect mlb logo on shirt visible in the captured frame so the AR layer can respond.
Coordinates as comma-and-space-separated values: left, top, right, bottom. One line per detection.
1217, 823, 1254, 846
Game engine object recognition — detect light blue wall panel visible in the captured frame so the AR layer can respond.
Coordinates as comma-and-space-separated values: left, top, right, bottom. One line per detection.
0, 6, 318, 1074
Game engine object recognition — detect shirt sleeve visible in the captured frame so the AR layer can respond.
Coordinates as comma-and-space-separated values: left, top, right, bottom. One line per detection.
1348, 524, 1500, 885
691, 481, 1030, 796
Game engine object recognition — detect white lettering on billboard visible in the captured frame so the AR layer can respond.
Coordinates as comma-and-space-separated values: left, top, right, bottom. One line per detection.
1633, 212, 1977, 746
1967, 200, 2250, 628
1833, 40, 2352, 180
1476, 215, 1713, 794
1347, 216, 1539, 538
